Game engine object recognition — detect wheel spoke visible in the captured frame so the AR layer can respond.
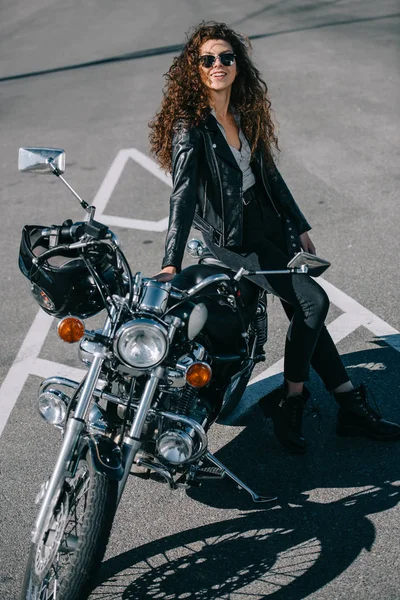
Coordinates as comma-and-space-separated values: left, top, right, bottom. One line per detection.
22, 455, 117, 600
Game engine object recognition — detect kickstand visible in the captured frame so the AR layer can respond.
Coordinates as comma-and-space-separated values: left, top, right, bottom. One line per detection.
205, 451, 277, 504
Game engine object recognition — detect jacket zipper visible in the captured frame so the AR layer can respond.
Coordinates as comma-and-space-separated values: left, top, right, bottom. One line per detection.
260, 155, 280, 217
210, 142, 225, 245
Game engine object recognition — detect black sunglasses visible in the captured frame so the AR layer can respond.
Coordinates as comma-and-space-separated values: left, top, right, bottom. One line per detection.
199, 53, 236, 69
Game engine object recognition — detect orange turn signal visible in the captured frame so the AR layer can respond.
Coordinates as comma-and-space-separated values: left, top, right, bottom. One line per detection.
185, 362, 212, 388
57, 317, 85, 344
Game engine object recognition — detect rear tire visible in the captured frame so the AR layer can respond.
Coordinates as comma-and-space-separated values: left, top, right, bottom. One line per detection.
21, 451, 117, 600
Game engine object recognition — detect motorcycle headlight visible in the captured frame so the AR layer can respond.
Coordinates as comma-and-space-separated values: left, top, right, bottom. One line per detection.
38, 389, 69, 427
114, 319, 168, 369
157, 430, 194, 464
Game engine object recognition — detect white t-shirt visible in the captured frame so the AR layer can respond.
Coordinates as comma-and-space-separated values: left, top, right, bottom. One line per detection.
211, 109, 256, 192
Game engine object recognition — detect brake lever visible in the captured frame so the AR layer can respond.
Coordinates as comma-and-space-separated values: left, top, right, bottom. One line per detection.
32, 244, 70, 266
32, 239, 97, 266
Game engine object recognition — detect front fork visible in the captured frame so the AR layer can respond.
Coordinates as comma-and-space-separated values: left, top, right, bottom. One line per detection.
117, 366, 164, 504
116, 317, 182, 503
31, 312, 115, 544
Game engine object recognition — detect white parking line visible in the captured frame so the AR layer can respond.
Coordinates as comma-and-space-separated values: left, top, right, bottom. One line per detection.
95, 149, 170, 231
0, 310, 53, 436
1, 149, 399, 437
320, 279, 400, 351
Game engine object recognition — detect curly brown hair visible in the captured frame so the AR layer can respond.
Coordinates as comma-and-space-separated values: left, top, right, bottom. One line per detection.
149, 21, 279, 173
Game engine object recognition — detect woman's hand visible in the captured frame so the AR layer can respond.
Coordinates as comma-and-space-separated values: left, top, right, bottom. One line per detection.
152, 266, 177, 282
299, 231, 316, 255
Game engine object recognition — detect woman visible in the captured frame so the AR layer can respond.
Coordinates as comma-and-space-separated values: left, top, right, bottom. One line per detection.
149, 21, 400, 453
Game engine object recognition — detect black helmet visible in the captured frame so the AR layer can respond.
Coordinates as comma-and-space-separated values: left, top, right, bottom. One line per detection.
19, 225, 124, 318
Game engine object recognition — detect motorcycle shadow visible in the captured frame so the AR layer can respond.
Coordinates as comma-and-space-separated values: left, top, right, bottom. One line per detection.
91, 483, 399, 600
91, 344, 400, 599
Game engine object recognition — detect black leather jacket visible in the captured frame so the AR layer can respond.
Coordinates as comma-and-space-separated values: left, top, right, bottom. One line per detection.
162, 114, 311, 271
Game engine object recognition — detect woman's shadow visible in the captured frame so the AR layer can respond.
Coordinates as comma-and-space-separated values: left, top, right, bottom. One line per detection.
90, 343, 400, 599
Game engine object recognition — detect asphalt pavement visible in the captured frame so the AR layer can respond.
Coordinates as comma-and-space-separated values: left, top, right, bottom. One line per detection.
0, 1, 399, 599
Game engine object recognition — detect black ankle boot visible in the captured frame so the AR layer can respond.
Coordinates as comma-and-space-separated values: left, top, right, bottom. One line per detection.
259, 386, 310, 454
334, 384, 400, 440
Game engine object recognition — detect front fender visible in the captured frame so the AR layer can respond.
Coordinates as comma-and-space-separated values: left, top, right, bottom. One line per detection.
87, 435, 124, 481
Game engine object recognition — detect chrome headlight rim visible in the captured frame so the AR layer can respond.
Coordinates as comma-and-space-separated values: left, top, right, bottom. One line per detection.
113, 318, 169, 370
157, 429, 194, 465
37, 388, 70, 427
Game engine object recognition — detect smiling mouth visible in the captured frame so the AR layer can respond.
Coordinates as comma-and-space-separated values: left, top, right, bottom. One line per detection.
211, 72, 227, 78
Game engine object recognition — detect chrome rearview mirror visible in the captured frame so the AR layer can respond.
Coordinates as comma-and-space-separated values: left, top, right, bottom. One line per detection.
18, 147, 66, 174
287, 251, 331, 276
18, 146, 93, 216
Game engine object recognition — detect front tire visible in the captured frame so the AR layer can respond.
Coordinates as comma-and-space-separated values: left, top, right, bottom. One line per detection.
21, 451, 117, 600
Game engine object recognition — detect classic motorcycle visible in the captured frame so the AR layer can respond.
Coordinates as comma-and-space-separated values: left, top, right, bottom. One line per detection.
17, 147, 328, 600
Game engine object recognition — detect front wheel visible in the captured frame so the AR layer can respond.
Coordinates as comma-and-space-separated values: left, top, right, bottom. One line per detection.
21, 451, 117, 600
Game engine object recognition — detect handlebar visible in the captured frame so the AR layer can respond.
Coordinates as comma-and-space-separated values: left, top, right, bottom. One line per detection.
184, 273, 232, 297
33, 241, 97, 266
41, 219, 109, 245
168, 266, 309, 302
34, 220, 112, 266
41, 222, 84, 244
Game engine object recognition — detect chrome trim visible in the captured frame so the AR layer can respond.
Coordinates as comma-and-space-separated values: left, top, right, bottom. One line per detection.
32, 418, 85, 543
39, 377, 132, 408
234, 267, 307, 281
175, 343, 207, 373
164, 368, 186, 388
185, 273, 231, 298
135, 458, 175, 488
205, 452, 277, 503
118, 366, 165, 502
107, 231, 120, 247
113, 318, 169, 369
31, 310, 116, 543
87, 405, 108, 435
73, 355, 104, 421
139, 280, 171, 315
132, 272, 142, 307
192, 342, 206, 361
157, 410, 207, 463
37, 388, 70, 430
165, 315, 182, 344
18, 147, 65, 174
79, 339, 104, 354
186, 238, 206, 257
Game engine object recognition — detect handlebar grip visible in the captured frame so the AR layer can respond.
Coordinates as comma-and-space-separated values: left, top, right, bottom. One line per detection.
40, 221, 108, 244
59, 220, 109, 241
59, 222, 85, 243
40, 222, 85, 244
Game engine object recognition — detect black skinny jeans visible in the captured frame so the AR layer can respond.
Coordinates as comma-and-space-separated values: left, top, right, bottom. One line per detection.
207, 185, 349, 390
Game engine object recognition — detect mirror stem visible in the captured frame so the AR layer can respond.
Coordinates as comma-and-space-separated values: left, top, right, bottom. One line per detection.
47, 159, 95, 217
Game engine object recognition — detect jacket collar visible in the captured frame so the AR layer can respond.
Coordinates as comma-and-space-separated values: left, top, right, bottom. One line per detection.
201, 113, 241, 171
